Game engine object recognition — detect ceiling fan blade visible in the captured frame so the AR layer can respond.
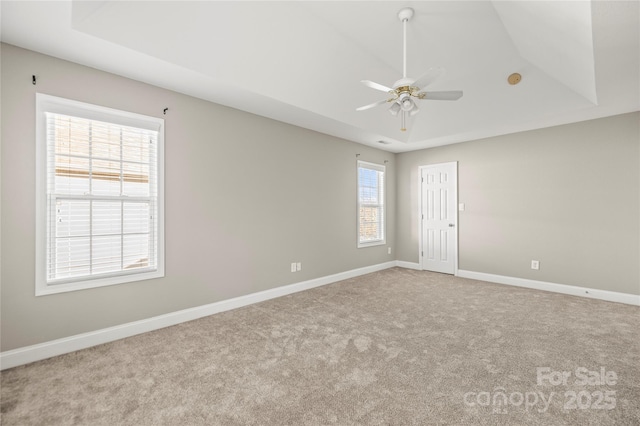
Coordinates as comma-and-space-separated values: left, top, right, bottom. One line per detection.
412, 67, 445, 90
420, 90, 463, 101
361, 80, 394, 93
356, 98, 389, 111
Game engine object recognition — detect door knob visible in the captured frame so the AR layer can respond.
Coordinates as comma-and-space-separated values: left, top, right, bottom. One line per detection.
449, 223, 455, 227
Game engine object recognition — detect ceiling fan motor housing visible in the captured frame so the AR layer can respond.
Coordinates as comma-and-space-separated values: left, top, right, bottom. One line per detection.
393, 77, 416, 90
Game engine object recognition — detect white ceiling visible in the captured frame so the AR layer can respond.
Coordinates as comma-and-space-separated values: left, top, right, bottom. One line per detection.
1, 1, 638, 153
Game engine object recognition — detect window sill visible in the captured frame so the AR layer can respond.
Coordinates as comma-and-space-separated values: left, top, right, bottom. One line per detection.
357, 240, 386, 249
35, 269, 164, 296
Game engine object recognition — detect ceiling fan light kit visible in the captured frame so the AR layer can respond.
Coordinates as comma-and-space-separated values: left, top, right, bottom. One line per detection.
356, 7, 463, 132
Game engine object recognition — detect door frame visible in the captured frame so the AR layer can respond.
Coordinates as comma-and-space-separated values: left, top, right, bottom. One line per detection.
418, 161, 459, 274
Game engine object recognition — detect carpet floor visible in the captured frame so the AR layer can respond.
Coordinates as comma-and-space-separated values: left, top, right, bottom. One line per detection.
1, 268, 639, 425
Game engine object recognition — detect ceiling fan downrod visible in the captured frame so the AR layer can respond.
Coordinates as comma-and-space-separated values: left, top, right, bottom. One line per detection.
399, 8, 414, 79
398, 8, 414, 131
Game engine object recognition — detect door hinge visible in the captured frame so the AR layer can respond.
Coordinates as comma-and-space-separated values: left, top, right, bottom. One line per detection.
421, 251, 424, 257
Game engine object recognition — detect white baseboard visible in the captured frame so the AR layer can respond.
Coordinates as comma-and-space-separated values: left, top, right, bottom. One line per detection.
0, 261, 396, 370
395, 261, 421, 270
456, 270, 640, 306
6, 262, 634, 370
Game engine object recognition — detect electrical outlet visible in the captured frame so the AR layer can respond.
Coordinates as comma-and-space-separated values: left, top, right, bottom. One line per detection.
531, 260, 540, 270
291, 263, 297, 272
388, 247, 392, 254
296, 262, 302, 271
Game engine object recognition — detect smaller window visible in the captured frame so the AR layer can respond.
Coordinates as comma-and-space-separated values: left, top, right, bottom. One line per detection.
357, 161, 386, 248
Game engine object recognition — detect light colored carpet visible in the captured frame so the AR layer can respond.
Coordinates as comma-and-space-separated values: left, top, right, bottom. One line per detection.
1, 268, 639, 425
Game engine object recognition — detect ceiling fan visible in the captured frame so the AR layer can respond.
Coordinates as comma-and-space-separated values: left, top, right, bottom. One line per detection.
356, 7, 463, 132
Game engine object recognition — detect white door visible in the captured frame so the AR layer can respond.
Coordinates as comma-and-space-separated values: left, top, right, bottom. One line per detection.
420, 162, 457, 274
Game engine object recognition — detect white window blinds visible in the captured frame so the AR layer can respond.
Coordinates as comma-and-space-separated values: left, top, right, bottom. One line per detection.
357, 161, 386, 247
47, 113, 158, 281
36, 94, 164, 294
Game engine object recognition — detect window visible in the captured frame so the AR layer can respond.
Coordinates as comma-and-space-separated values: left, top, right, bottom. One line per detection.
357, 160, 385, 248
35, 94, 164, 295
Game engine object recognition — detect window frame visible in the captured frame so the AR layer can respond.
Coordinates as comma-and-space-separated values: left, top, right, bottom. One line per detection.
357, 160, 386, 248
35, 93, 165, 296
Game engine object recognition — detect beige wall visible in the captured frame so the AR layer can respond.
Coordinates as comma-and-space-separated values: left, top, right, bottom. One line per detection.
2, 42, 638, 353
0, 44, 395, 351
397, 112, 640, 295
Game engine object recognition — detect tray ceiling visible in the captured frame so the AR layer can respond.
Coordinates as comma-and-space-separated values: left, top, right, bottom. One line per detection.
1, 1, 638, 152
